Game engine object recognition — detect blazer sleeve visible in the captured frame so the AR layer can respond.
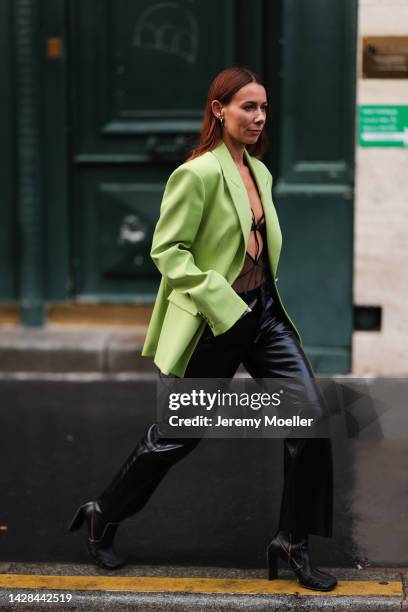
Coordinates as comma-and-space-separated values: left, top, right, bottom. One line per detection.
150, 164, 248, 335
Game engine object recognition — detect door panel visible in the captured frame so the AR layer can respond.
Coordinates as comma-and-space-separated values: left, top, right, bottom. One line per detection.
69, 0, 239, 299
268, 0, 357, 372
76, 168, 164, 299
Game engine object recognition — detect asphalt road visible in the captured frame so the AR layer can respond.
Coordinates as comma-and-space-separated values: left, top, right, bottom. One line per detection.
0, 374, 406, 573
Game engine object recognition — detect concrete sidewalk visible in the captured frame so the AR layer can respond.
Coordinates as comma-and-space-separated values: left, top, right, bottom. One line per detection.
0, 563, 406, 610
0, 324, 153, 373
0, 323, 254, 375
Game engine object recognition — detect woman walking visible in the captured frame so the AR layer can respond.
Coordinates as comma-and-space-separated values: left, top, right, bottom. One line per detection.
69, 67, 337, 592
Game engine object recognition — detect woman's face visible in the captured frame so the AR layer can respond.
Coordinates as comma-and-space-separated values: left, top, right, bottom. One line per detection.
212, 82, 268, 145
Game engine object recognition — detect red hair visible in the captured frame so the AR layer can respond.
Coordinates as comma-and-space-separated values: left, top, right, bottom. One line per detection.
185, 66, 269, 162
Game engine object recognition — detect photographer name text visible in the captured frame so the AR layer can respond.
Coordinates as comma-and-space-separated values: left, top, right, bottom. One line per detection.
168, 415, 314, 428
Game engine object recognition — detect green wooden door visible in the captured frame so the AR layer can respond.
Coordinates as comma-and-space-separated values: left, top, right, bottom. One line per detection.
270, 0, 357, 372
68, 0, 264, 301
67, 0, 356, 372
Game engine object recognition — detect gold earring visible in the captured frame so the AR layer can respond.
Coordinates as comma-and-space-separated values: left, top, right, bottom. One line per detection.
218, 115, 224, 127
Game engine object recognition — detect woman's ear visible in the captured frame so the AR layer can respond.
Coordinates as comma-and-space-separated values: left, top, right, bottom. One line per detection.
211, 99, 223, 120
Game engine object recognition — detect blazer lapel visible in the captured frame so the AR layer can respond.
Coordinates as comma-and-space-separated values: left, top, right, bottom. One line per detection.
210, 140, 252, 248
211, 140, 279, 276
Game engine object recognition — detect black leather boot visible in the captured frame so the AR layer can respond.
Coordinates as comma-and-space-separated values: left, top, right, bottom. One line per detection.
68, 425, 200, 569
266, 531, 337, 591
97, 423, 201, 521
68, 501, 125, 570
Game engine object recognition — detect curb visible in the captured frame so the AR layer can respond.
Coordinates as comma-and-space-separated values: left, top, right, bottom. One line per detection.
0, 564, 405, 611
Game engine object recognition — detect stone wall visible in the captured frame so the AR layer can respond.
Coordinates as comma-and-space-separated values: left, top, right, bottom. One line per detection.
352, 0, 408, 373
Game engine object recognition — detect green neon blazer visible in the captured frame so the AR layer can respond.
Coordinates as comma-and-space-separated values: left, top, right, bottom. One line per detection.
141, 139, 301, 377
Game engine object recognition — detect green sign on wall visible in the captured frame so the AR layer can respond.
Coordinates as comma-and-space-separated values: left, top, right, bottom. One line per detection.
359, 105, 408, 147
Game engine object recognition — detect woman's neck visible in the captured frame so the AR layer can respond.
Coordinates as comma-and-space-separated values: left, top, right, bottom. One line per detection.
222, 135, 246, 169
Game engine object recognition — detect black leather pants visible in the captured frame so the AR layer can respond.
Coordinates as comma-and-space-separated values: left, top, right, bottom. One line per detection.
98, 281, 333, 539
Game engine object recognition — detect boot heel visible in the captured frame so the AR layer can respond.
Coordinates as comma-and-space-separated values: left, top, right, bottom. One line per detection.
68, 506, 85, 532
266, 545, 278, 580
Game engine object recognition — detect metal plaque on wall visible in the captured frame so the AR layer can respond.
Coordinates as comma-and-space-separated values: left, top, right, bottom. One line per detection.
363, 36, 408, 78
